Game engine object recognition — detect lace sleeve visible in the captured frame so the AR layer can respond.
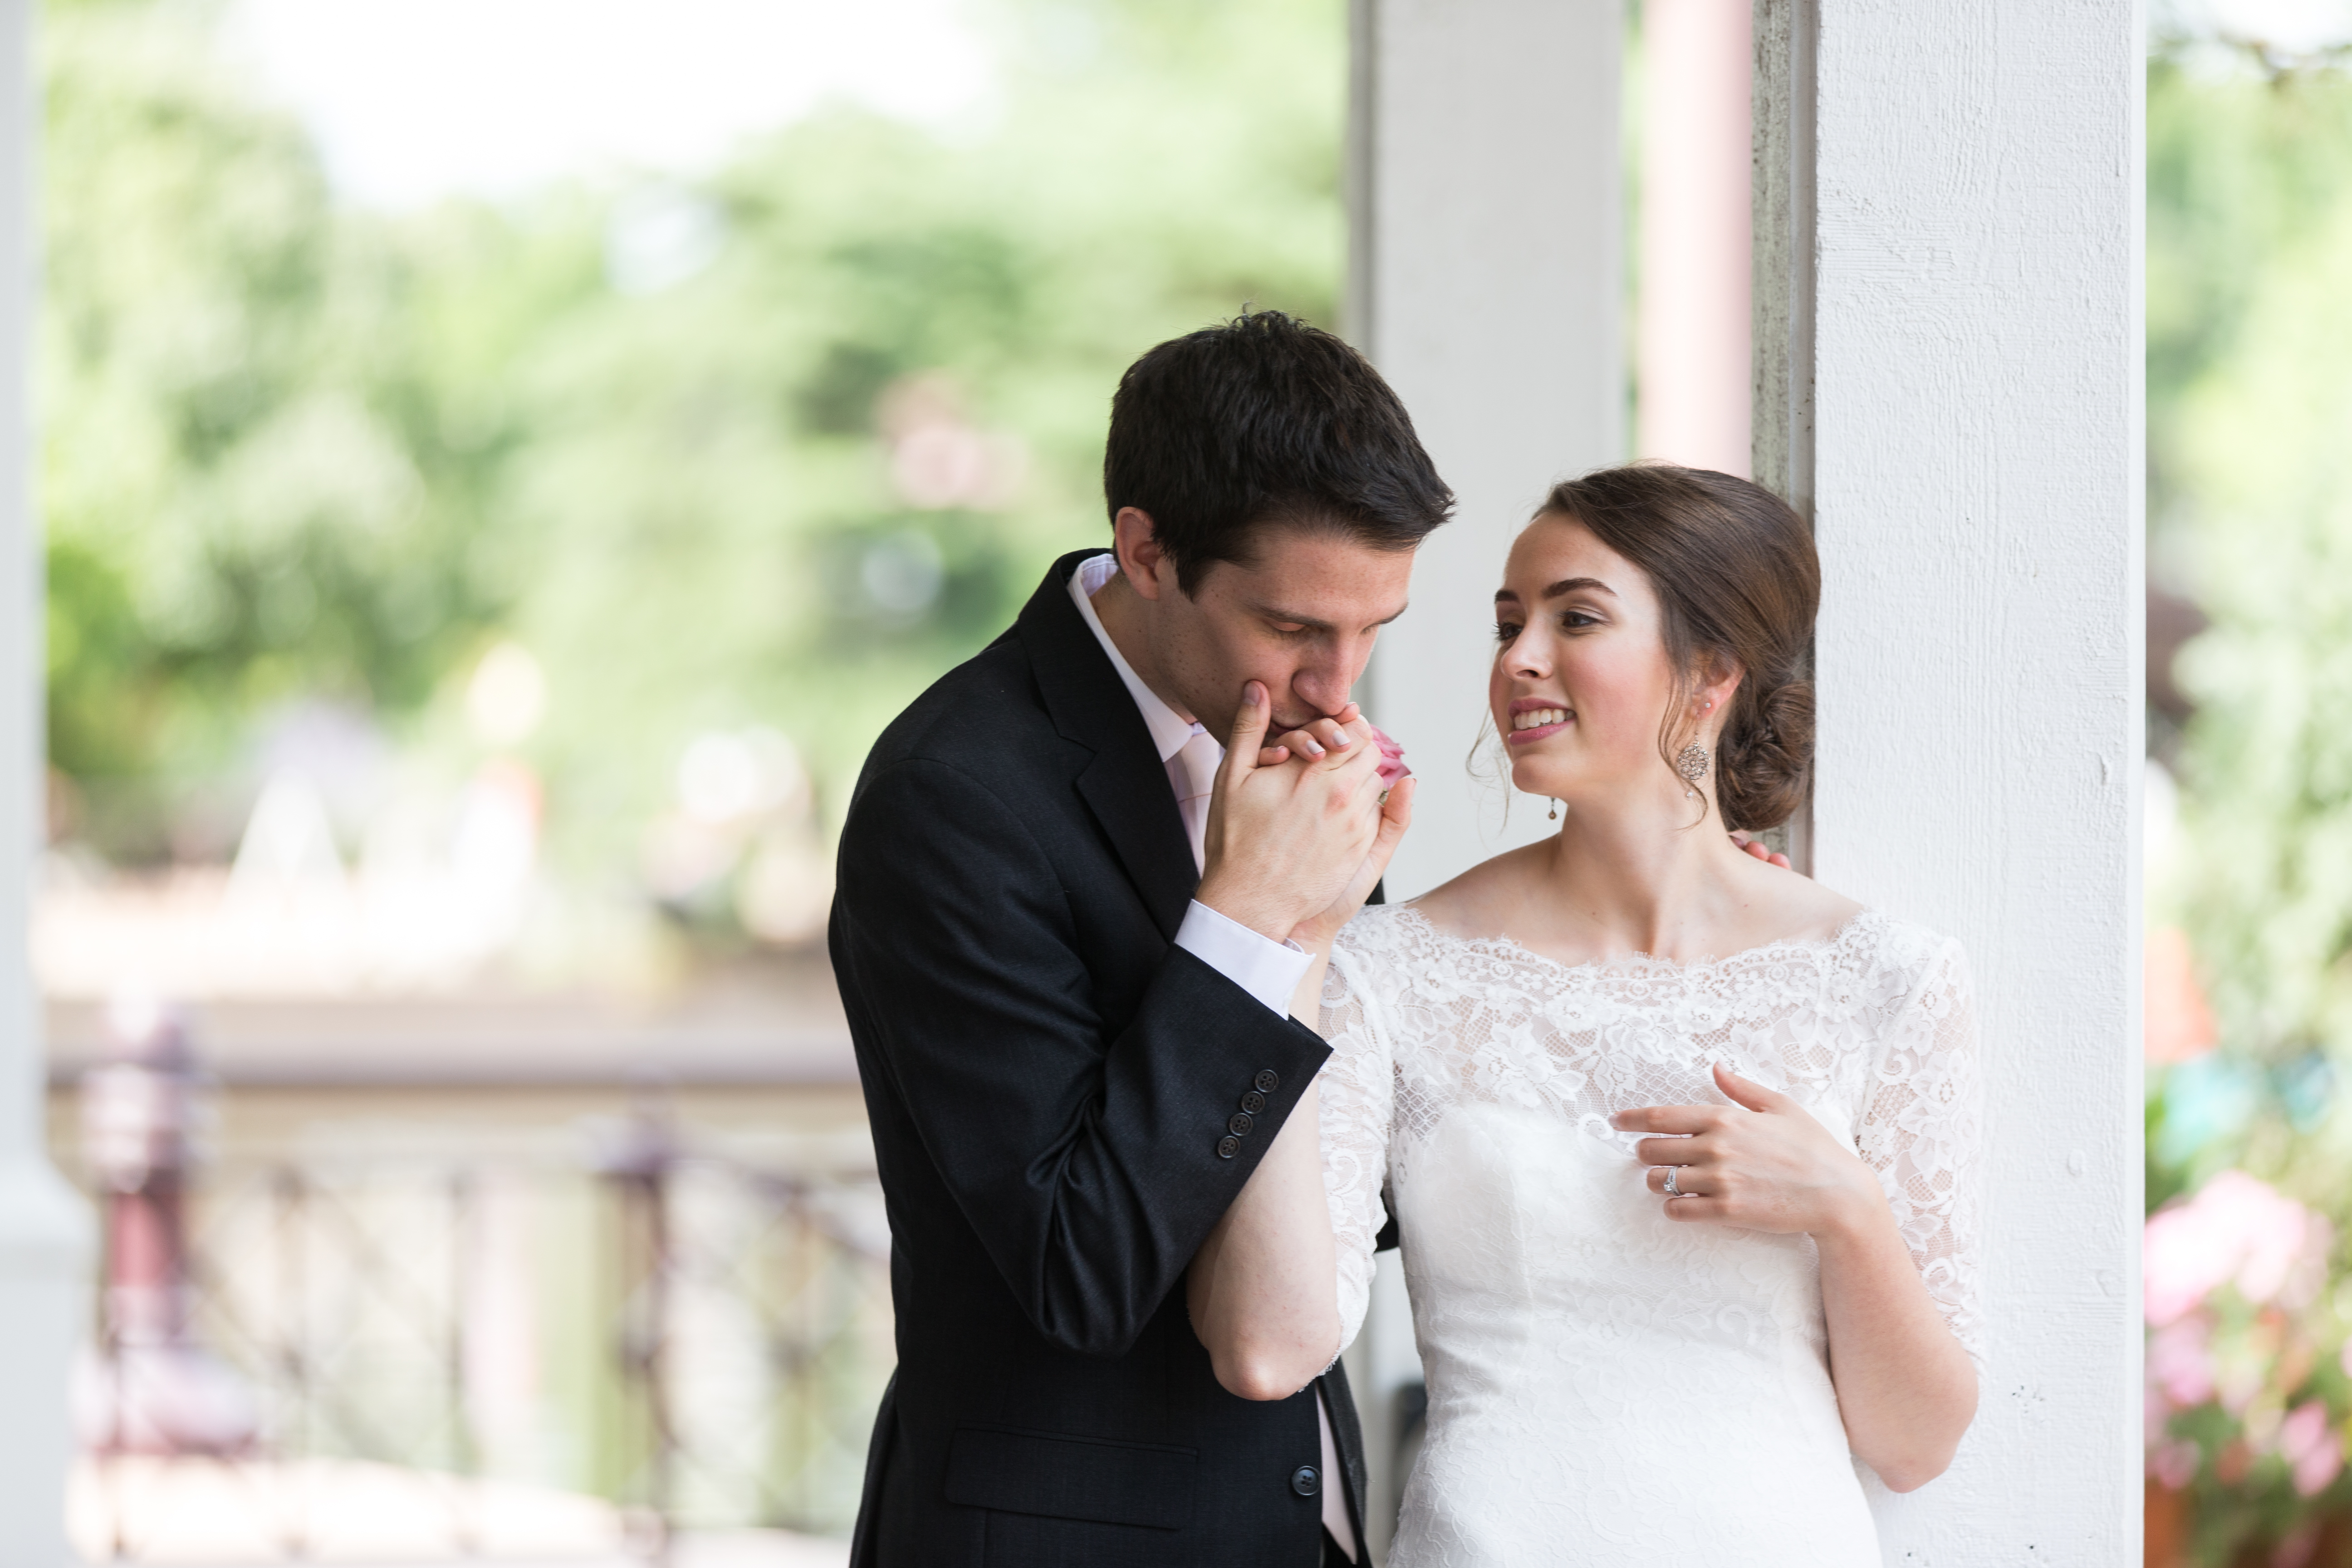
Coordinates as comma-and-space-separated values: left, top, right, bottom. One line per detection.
1856, 936, 1985, 1373
1318, 940, 1394, 1353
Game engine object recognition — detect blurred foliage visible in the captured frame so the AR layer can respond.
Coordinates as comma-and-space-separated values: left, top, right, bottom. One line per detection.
2147, 41, 2352, 1564
41, 0, 1344, 877
2152, 48, 2352, 1102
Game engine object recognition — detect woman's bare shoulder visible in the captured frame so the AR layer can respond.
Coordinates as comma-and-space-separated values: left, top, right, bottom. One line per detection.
1401, 841, 1550, 936
1732, 853, 1868, 943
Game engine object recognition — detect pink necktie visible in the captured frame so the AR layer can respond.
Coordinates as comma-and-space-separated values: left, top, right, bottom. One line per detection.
1175, 728, 1221, 872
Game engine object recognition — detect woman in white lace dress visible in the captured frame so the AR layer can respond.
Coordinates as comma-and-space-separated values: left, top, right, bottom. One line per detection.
1186, 465, 1981, 1566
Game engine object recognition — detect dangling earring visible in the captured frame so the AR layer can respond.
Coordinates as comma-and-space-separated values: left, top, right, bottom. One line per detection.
1677, 698, 1715, 799
1675, 744, 1710, 799
1547, 798, 1559, 821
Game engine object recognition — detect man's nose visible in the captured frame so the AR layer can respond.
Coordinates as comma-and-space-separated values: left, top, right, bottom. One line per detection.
1294, 645, 1367, 719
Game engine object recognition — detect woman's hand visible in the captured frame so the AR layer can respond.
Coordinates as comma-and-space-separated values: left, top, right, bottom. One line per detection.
1612, 1061, 1879, 1238
1614, 1060, 1978, 1491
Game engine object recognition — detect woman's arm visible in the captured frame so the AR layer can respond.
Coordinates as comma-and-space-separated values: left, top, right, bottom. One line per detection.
1186, 948, 1345, 1401
1187, 763, 1411, 1401
1810, 1182, 1979, 1489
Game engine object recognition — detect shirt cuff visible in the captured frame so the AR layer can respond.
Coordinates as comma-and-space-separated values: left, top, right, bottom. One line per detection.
1175, 900, 1313, 1018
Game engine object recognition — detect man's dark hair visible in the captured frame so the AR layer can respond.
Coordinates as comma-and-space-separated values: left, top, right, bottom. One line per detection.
1102, 310, 1454, 593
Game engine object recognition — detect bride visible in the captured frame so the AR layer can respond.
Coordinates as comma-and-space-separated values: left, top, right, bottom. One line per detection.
1187, 464, 1982, 1565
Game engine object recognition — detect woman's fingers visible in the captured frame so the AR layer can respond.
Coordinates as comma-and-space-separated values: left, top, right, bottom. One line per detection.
1611, 1104, 1718, 1136
1711, 1061, 1788, 1112
1633, 1135, 1706, 1167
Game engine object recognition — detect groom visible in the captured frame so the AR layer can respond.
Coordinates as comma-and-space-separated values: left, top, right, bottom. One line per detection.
832, 311, 1451, 1568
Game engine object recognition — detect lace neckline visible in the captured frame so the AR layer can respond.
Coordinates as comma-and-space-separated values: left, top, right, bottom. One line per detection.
1380, 903, 1885, 986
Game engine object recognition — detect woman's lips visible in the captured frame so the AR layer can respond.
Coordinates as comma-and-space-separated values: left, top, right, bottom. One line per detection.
1505, 705, 1572, 745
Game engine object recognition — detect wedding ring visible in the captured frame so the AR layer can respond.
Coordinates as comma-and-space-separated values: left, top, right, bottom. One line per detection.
1378, 788, 1392, 806
1661, 1166, 1682, 1197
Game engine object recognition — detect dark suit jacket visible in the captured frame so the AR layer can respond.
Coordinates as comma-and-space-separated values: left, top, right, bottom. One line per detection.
832, 552, 1370, 1568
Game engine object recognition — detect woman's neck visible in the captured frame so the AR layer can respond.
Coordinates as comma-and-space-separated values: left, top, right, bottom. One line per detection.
1522, 789, 1758, 963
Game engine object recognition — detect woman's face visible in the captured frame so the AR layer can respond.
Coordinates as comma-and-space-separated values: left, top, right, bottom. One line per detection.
1490, 513, 1713, 808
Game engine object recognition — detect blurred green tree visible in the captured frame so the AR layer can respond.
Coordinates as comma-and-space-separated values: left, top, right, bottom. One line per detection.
41, 0, 1345, 907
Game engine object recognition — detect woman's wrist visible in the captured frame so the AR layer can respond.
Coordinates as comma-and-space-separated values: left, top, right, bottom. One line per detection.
1809, 1171, 1900, 1259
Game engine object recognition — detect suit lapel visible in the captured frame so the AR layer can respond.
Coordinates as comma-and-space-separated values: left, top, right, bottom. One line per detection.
1019, 552, 1197, 942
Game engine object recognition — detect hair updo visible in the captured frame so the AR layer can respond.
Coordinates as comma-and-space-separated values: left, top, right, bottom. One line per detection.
1536, 464, 1818, 832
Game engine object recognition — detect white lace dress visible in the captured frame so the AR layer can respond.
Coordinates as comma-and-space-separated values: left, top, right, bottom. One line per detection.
1318, 905, 1981, 1568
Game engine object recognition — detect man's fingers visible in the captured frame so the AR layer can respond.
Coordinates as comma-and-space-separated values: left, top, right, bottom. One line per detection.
1223, 682, 1272, 778
1769, 851, 1793, 870
1257, 745, 1291, 766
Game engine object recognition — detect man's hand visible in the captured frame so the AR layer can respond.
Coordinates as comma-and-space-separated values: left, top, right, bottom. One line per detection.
1258, 706, 1412, 951
1730, 831, 1794, 870
1196, 682, 1389, 944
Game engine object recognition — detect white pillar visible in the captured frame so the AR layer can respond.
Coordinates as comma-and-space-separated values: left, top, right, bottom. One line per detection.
1352, 0, 1624, 903
1637, 0, 1752, 475
1767, 0, 2145, 1557
0, 2, 94, 1561
1348, 1, 1624, 1554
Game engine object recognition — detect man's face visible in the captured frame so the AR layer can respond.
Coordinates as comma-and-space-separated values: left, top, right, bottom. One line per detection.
1113, 511, 1416, 738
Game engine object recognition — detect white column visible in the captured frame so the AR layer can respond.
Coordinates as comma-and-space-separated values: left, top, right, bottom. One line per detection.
1636, 0, 1753, 475
0, 2, 94, 1562
1352, 0, 1624, 903
1784, 0, 2145, 1558
1347, 2, 1624, 1555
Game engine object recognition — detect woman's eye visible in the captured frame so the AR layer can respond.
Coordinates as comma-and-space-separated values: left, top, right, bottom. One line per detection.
1494, 621, 1522, 643
1559, 611, 1599, 630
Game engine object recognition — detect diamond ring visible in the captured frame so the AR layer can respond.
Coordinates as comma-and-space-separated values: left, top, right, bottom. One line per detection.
1661, 1166, 1683, 1197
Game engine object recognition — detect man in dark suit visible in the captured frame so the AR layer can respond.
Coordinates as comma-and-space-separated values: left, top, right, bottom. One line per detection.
832, 311, 1451, 1568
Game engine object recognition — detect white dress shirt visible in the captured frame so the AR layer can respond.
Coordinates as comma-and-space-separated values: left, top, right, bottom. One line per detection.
1068, 553, 1359, 1561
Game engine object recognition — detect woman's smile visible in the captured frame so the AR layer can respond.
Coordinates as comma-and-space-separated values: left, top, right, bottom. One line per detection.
1507, 697, 1574, 744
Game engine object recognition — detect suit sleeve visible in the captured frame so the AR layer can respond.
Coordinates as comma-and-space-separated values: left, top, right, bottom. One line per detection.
832, 756, 1333, 1359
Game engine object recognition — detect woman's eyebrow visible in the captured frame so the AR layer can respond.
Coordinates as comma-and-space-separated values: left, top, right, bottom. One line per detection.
1493, 578, 1617, 605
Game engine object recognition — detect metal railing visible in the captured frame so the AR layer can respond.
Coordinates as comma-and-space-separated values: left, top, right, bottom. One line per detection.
76, 1079, 892, 1564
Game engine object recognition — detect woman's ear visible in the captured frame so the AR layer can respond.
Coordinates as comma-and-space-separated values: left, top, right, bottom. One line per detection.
1694, 656, 1745, 727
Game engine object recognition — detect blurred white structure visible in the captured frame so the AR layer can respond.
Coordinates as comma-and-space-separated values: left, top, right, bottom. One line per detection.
1637, 0, 1754, 475
1, 3, 97, 1563
1357, 0, 2142, 1562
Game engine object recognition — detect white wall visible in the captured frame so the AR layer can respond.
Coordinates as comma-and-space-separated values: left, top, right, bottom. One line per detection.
1351, 0, 1624, 904
1802, 0, 2145, 1558
0, 3, 95, 1561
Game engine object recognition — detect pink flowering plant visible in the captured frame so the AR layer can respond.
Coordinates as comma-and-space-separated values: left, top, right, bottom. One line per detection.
2146, 1170, 2352, 1560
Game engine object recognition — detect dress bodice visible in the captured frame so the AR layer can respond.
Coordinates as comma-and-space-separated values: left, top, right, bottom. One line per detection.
1318, 904, 1982, 1567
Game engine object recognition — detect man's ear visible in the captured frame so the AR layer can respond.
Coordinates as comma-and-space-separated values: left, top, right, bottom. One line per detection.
1112, 506, 1174, 602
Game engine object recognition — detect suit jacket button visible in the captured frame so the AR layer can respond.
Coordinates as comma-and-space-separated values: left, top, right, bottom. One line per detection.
1240, 1090, 1266, 1114
1216, 1135, 1241, 1159
1291, 1465, 1320, 1497
1228, 1112, 1254, 1136
1255, 1069, 1281, 1093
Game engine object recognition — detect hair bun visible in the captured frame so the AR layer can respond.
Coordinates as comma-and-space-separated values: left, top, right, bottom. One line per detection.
1717, 677, 1814, 833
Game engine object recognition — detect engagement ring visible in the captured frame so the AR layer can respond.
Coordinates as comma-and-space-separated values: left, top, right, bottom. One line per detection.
1661, 1166, 1682, 1197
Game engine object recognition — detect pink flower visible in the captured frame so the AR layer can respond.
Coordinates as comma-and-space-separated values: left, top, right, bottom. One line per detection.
2143, 1171, 2332, 1327
2149, 1437, 2201, 1490
2281, 1401, 2344, 1497
2148, 1317, 2217, 1410
1369, 723, 1410, 788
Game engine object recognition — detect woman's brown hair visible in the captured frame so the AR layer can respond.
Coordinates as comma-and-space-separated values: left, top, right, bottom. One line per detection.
1537, 464, 1818, 832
